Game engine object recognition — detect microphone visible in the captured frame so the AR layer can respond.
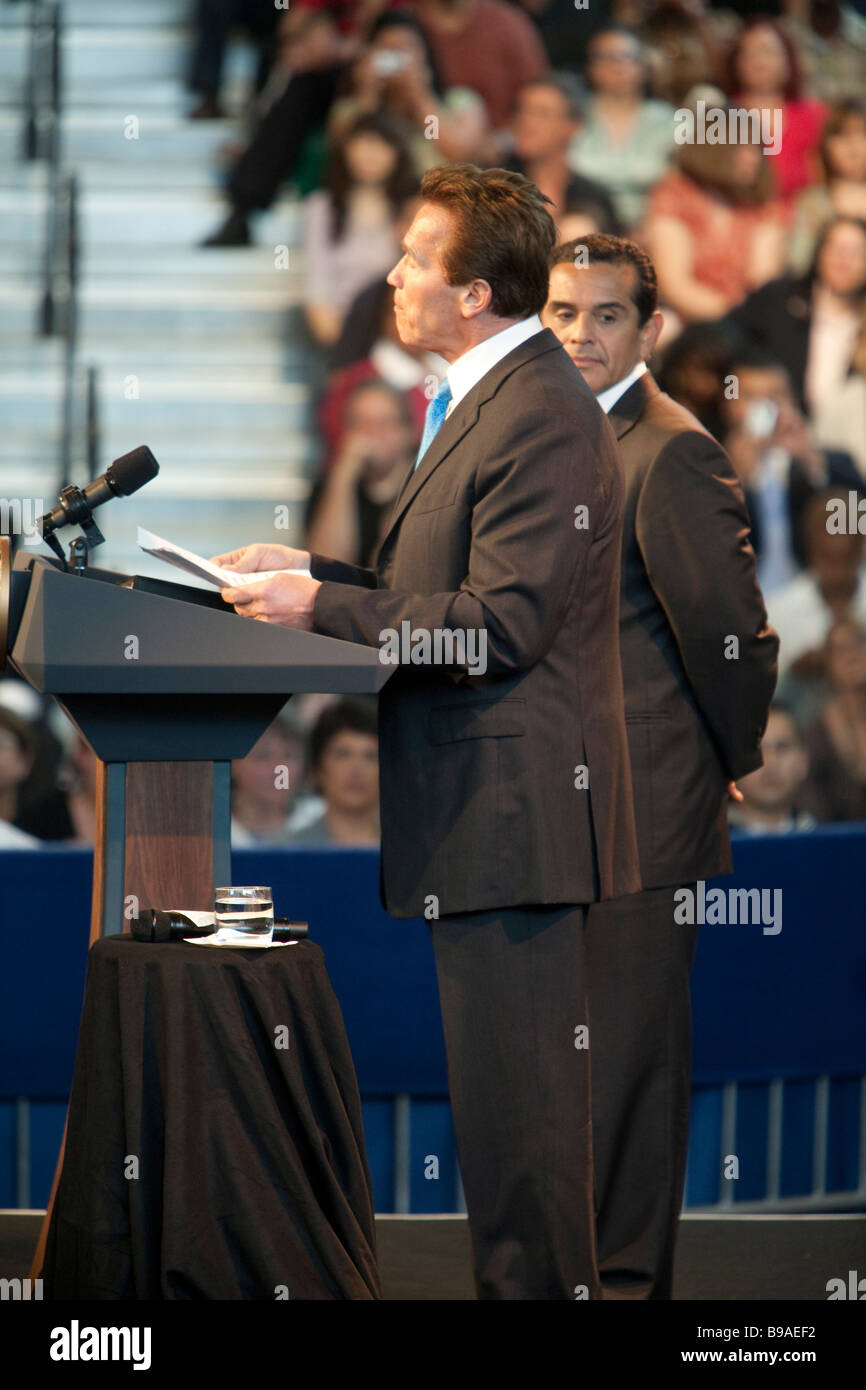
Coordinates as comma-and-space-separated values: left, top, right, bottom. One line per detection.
130, 910, 309, 943
37, 445, 159, 547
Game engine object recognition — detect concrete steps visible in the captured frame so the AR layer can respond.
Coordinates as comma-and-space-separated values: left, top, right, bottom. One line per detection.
0, 0, 318, 572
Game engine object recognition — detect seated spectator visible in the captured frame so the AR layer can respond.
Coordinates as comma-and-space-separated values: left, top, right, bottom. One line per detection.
231, 715, 322, 846
417, 0, 549, 137
766, 489, 866, 682
812, 311, 866, 479
568, 25, 675, 231
783, 0, 866, 106
555, 186, 622, 243
719, 346, 861, 594
0, 707, 39, 848
328, 10, 490, 175
202, 8, 350, 246
54, 734, 98, 846
641, 0, 726, 107
643, 94, 787, 324
656, 320, 741, 437
307, 379, 417, 566
729, 702, 816, 834
801, 617, 866, 822
291, 699, 380, 845
722, 15, 826, 205
727, 214, 866, 414
303, 111, 417, 348
187, 0, 281, 120
0, 678, 69, 838
789, 97, 866, 275
506, 72, 619, 231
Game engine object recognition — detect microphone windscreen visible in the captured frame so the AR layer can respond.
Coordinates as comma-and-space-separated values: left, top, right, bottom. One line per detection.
106, 446, 159, 496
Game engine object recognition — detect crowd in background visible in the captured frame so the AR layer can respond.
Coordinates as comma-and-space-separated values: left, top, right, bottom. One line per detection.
3, 0, 866, 847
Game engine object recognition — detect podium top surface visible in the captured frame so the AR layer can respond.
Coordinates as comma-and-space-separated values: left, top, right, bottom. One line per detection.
9, 554, 393, 697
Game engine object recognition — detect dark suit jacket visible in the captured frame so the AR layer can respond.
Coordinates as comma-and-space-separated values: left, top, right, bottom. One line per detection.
724, 275, 812, 412
608, 372, 779, 890
310, 327, 641, 919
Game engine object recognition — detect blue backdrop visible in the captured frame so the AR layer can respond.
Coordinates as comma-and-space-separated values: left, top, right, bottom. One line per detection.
1, 829, 864, 1210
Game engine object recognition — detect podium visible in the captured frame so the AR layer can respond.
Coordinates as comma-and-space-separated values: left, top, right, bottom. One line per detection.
4, 546, 392, 940
0, 540, 393, 1284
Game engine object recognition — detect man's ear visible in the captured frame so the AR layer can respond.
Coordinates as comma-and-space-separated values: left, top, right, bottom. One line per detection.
639, 309, 664, 360
462, 278, 493, 319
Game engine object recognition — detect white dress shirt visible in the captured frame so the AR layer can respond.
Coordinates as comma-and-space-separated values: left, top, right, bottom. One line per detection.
442, 313, 544, 419
596, 359, 648, 415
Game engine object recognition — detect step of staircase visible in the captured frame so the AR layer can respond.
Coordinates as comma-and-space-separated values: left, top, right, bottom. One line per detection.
1, 0, 318, 549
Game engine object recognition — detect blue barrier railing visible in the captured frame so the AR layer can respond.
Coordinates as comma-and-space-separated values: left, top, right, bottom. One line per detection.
1, 831, 864, 1211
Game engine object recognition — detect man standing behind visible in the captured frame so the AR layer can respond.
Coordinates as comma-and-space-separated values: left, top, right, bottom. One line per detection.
542, 235, 779, 1299
213, 168, 640, 1299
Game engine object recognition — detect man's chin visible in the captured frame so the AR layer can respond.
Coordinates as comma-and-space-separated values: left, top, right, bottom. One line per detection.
571, 360, 606, 391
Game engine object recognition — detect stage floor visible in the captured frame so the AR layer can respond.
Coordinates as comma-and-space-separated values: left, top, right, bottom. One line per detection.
2, 1211, 863, 1300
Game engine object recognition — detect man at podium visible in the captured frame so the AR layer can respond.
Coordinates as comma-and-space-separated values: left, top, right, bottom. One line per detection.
213, 163, 640, 1301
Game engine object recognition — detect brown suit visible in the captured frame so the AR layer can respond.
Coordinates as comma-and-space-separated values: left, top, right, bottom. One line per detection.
309, 326, 640, 1298
585, 371, 779, 1300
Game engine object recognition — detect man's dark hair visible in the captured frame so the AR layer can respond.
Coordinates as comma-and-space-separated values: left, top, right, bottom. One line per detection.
724, 344, 793, 387
309, 698, 378, 771
549, 234, 658, 325
419, 164, 556, 318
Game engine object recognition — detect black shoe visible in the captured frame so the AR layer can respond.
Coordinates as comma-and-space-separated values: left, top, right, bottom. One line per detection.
201, 209, 251, 247
189, 95, 226, 120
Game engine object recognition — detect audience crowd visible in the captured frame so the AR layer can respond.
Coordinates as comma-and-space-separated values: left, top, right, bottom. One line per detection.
4, 0, 866, 848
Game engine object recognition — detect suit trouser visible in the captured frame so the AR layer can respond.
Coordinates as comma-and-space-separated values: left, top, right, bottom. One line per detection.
429, 890, 698, 1300
585, 884, 699, 1300
429, 904, 598, 1300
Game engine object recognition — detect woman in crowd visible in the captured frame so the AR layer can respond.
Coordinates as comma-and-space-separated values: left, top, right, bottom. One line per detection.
723, 15, 826, 206
306, 379, 418, 567
327, 10, 490, 176
642, 109, 787, 324
802, 618, 866, 822
813, 310, 866, 479
789, 97, 866, 275
568, 25, 675, 232
303, 110, 417, 348
291, 699, 380, 846
728, 214, 866, 414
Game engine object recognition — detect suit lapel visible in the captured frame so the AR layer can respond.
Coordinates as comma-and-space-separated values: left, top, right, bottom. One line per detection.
607, 371, 659, 441
379, 328, 565, 553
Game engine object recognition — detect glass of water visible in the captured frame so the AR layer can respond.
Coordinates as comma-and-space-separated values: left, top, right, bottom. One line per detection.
214, 886, 274, 945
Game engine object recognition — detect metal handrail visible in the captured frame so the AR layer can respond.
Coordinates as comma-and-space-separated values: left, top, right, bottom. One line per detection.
21, 1, 61, 165
22, 2, 96, 493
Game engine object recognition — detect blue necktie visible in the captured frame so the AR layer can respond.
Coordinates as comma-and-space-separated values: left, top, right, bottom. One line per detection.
414, 378, 452, 471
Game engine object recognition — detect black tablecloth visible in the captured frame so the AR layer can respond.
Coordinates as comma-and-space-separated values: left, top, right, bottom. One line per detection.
41, 935, 382, 1300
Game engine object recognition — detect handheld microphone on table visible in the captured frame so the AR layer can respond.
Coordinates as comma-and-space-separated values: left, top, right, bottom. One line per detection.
130, 910, 309, 943
37, 445, 159, 568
